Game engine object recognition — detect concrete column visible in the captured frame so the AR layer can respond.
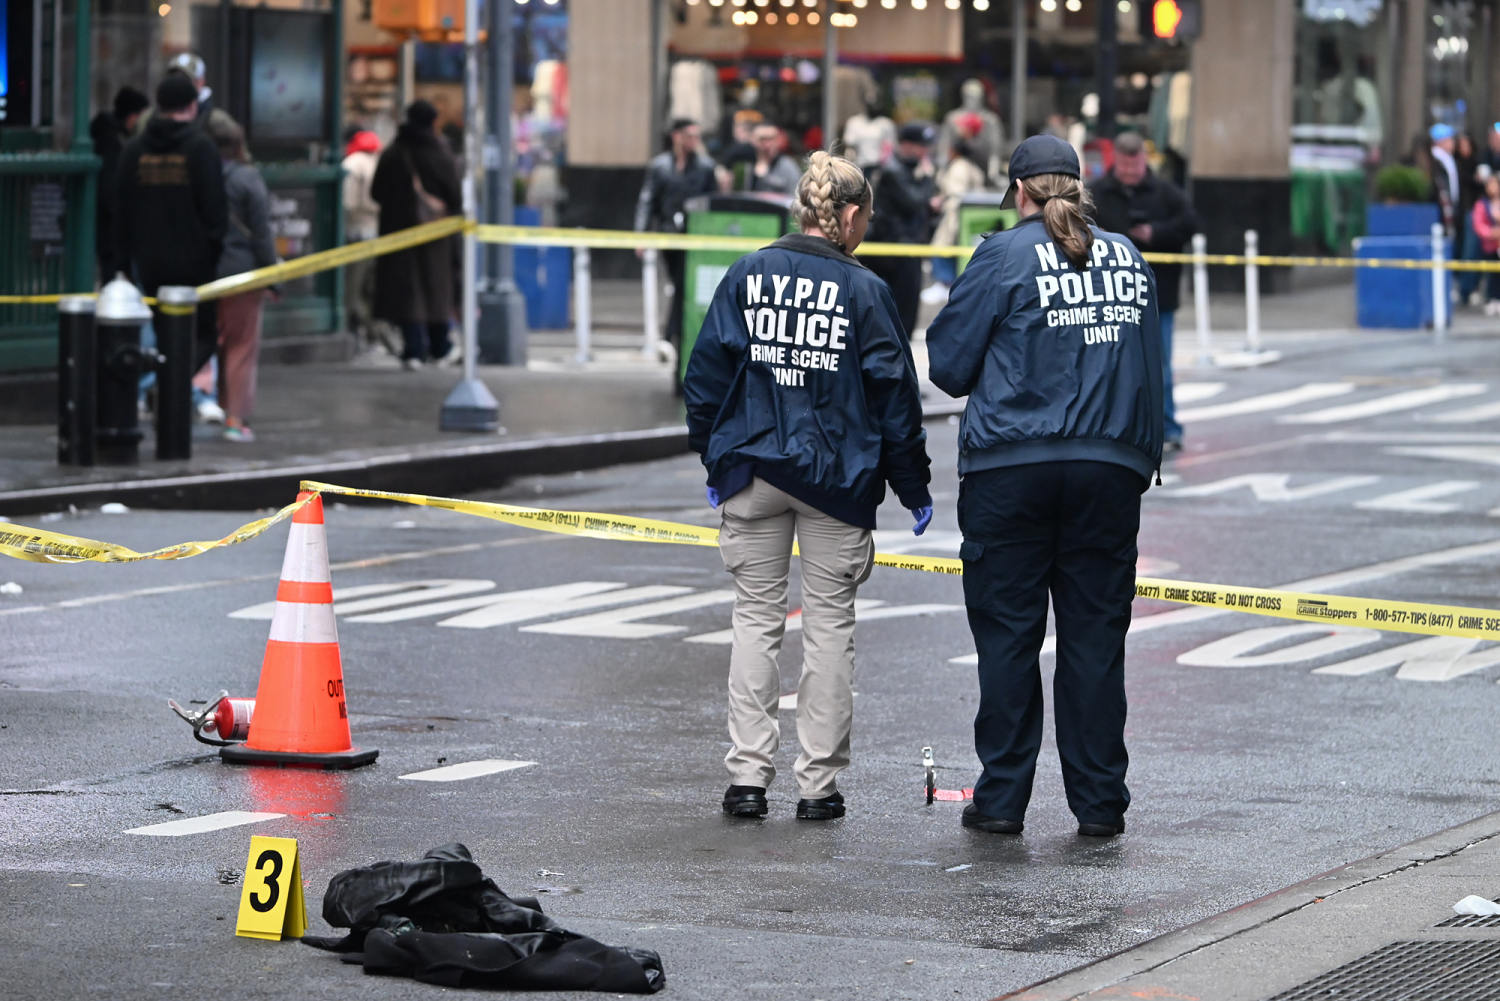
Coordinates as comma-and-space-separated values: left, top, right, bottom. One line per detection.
1395, 0, 1430, 156
1188, 0, 1296, 291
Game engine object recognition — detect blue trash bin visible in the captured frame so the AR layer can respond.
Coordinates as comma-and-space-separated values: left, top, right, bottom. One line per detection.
1355, 235, 1449, 329
513, 207, 572, 330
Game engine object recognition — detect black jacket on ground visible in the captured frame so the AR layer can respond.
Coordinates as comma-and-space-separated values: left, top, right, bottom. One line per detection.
115, 114, 227, 291
867, 155, 935, 244
685, 232, 933, 529
370, 123, 463, 326
302, 843, 664, 994
90, 111, 131, 281
1087, 168, 1200, 314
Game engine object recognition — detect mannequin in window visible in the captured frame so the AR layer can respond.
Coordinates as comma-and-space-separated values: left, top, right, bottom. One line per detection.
843, 102, 896, 171
937, 79, 1004, 185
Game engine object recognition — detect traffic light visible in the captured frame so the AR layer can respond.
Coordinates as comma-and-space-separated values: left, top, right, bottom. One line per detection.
1143, 0, 1201, 41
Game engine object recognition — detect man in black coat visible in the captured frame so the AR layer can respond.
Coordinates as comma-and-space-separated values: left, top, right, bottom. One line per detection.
866, 122, 939, 340
634, 118, 719, 361
1087, 131, 1201, 451
116, 73, 228, 374
90, 85, 150, 282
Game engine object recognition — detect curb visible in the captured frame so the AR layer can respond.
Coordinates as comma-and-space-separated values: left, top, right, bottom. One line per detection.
995, 809, 1500, 1001
0, 426, 692, 516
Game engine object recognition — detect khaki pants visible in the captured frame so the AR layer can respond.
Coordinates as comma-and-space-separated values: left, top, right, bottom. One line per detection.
719, 477, 875, 799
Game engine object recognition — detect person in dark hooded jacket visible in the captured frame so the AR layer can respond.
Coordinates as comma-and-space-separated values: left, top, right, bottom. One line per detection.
116, 72, 228, 374
91, 85, 150, 282
371, 100, 463, 367
685, 150, 934, 823
927, 134, 1162, 841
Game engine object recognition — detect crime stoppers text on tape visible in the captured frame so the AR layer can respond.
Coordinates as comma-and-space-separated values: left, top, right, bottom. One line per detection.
1135, 576, 1500, 642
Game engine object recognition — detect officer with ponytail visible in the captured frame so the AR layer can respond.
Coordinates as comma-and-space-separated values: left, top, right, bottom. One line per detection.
926, 135, 1163, 839
686, 150, 933, 823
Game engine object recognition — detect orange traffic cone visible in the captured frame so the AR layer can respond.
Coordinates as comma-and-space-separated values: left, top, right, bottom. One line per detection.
221, 491, 378, 769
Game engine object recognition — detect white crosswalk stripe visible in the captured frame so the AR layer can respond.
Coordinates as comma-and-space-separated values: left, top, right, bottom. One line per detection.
1279, 384, 1487, 424
1176, 382, 1354, 423
1417, 399, 1500, 424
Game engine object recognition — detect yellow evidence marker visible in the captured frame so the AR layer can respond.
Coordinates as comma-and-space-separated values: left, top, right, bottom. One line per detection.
235, 835, 307, 940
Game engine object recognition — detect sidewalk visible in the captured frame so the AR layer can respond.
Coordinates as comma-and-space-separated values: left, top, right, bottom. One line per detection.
1002, 809, 1500, 1000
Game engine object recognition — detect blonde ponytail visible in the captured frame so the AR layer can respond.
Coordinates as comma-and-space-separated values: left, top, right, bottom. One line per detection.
1021, 174, 1095, 270
793, 150, 871, 250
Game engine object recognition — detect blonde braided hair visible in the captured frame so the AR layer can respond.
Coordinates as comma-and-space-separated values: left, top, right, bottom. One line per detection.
793, 150, 871, 250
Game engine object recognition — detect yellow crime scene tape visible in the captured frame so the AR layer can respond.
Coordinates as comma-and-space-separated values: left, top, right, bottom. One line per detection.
5, 480, 1500, 643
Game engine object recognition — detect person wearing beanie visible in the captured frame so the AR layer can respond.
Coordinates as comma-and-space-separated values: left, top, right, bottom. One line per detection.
90, 85, 151, 281
370, 100, 464, 367
116, 72, 228, 381
167, 51, 215, 126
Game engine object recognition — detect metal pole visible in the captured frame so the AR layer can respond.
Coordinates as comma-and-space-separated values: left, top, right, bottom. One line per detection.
477, 0, 530, 366
574, 245, 592, 365
439, 0, 501, 432
57, 297, 97, 467
1095, 0, 1117, 140
823, 0, 838, 150
1432, 221, 1448, 342
69, 0, 95, 291
642, 248, 661, 361
1011, 0, 1027, 144
1244, 229, 1261, 353
154, 287, 198, 462
1192, 232, 1212, 366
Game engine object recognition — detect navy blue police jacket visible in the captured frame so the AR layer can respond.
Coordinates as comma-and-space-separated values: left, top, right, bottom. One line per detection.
926, 215, 1164, 486
685, 232, 933, 529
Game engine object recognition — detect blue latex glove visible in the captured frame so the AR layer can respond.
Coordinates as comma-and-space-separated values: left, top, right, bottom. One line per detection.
706, 485, 721, 508
911, 505, 933, 536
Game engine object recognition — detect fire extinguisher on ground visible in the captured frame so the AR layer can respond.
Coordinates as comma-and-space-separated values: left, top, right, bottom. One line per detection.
168, 691, 255, 746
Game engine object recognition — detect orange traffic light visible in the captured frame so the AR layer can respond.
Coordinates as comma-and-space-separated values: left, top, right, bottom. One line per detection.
1152, 0, 1183, 38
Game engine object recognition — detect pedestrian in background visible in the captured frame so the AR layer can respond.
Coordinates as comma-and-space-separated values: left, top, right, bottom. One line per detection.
1087, 130, 1199, 453
1430, 124, 1460, 239
685, 150, 934, 823
206, 110, 276, 443
865, 121, 940, 340
744, 121, 801, 195
719, 109, 763, 191
166, 52, 216, 128
634, 117, 719, 362
371, 100, 463, 369
927, 134, 1162, 840
925, 128, 989, 303
91, 85, 150, 284
1471, 172, 1500, 315
342, 128, 387, 353
116, 72, 227, 392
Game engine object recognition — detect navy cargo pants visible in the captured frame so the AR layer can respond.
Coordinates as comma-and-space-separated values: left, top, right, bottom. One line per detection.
957, 461, 1142, 826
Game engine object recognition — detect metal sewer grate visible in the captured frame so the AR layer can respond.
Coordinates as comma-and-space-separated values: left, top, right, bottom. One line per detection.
1436, 899, 1500, 929
1264, 940, 1500, 1001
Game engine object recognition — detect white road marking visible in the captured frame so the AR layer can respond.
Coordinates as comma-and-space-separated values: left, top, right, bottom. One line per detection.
1167, 473, 1379, 502
1279, 384, 1487, 424
685, 599, 963, 645
1175, 382, 1353, 423
1173, 381, 1228, 404
525, 590, 736, 638
439, 584, 690, 629
399, 759, 537, 782
1313, 636, 1500, 682
1355, 481, 1480, 514
1417, 399, 1500, 424
946, 538, 1500, 665
125, 811, 284, 837
1386, 445, 1500, 469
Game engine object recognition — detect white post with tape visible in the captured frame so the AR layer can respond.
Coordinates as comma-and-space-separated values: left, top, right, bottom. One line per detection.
573, 245, 592, 364
642, 248, 661, 360
1431, 221, 1448, 343
1244, 229, 1261, 353
1192, 232, 1212, 366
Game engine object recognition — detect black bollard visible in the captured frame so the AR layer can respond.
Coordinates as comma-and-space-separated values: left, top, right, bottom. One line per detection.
57, 296, 98, 466
154, 286, 198, 462
93, 274, 154, 465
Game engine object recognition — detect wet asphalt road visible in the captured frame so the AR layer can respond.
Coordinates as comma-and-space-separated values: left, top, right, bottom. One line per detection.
6, 328, 1500, 1000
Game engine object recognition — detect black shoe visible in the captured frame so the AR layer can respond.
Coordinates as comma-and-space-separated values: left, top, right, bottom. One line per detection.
795, 791, 845, 820
1077, 819, 1125, 838
960, 803, 1023, 834
722, 785, 768, 817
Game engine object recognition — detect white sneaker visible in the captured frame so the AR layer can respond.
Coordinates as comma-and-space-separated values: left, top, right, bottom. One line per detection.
1486, 301, 1500, 317
195, 400, 226, 424
920, 283, 950, 305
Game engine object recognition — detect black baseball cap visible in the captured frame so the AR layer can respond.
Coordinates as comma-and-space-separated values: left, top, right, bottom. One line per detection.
1001, 133, 1081, 208
897, 121, 935, 145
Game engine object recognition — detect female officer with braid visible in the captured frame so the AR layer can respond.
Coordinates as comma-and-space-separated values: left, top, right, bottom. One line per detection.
685, 151, 934, 822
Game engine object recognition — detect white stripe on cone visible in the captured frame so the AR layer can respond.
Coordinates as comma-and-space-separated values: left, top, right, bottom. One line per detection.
278, 522, 332, 585
268, 598, 340, 644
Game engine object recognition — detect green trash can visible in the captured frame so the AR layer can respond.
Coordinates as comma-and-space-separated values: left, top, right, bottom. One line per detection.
955, 192, 1018, 275
680, 193, 792, 384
